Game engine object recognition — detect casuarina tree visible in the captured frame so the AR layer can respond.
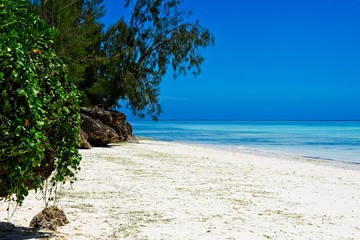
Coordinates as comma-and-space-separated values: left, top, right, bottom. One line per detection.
33, 0, 214, 120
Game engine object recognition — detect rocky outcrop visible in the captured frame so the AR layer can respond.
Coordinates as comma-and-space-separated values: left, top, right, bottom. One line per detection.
80, 106, 137, 148
80, 107, 113, 126
80, 129, 92, 149
30, 206, 69, 231
108, 110, 127, 127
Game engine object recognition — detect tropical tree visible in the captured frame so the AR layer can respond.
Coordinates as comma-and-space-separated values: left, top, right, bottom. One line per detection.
32, 0, 214, 120
89, 0, 214, 119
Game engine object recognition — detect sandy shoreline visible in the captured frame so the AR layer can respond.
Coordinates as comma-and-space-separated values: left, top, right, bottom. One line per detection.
1, 139, 360, 239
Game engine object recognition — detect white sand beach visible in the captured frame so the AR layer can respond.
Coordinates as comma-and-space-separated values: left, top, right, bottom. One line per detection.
1, 139, 360, 239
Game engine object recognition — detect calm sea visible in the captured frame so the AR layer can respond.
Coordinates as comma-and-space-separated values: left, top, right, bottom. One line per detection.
131, 121, 360, 164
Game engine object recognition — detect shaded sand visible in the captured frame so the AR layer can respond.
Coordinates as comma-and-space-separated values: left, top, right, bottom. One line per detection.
1, 140, 360, 239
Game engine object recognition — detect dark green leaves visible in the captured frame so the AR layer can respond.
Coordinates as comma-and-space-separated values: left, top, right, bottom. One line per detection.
88, 0, 214, 120
30, 0, 214, 121
0, 0, 81, 204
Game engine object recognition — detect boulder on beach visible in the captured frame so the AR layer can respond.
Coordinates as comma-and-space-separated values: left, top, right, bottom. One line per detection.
29, 206, 69, 231
80, 106, 136, 148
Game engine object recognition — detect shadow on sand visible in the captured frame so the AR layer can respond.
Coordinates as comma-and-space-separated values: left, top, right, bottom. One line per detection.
0, 222, 55, 240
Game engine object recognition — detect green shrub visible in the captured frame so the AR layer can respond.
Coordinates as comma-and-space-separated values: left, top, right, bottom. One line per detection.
0, 0, 81, 204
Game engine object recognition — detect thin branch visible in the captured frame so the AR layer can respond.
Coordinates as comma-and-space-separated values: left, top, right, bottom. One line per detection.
135, 26, 182, 70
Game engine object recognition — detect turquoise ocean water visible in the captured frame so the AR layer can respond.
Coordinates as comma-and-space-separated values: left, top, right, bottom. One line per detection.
131, 121, 360, 164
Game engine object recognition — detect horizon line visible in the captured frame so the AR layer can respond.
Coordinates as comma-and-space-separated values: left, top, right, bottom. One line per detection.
127, 119, 360, 122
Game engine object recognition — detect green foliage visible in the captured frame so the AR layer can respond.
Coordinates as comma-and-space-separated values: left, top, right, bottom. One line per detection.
88, 0, 215, 119
31, 0, 214, 120
0, 0, 81, 204
32, 0, 105, 87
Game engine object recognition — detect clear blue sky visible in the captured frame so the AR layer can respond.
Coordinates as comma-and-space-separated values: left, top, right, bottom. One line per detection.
103, 0, 360, 120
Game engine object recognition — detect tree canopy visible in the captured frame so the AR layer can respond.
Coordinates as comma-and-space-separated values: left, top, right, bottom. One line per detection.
32, 0, 214, 119
30, 0, 105, 86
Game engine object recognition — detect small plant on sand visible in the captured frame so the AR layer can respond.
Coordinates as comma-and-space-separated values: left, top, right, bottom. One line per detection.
0, 0, 81, 204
